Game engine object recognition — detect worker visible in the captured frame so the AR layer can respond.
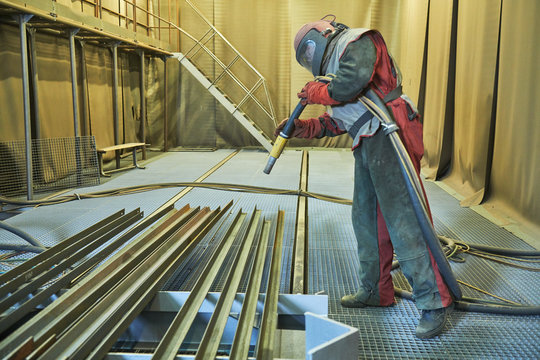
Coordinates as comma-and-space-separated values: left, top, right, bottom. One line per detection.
275, 16, 454, 339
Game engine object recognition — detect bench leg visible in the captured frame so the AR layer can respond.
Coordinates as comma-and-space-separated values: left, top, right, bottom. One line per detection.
132, 148, 145, 170
98, 153, 111, 178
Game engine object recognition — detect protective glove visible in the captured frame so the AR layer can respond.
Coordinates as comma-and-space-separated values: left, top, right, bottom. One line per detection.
274, 117, 323, 139
297, 81, 341, 106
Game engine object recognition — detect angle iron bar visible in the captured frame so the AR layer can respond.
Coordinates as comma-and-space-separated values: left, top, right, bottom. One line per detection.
0, 210, 144, 335
0, 209, 125, 285
256, 210, 285, 360
0, 208, 142, 316
0, 204, 178, 358
229, 219, 272, 360
0, 209, 132, 297
1, 207, 188, 357
25, 333, 55, 359
41, 207, 219, 359
85, 201, 234, 360
195, 209, 263, 359
292, 150, 309, 294
152, 209, 247, 360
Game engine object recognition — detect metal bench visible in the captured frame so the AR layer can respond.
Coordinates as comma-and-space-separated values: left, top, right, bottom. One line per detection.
97, 142, 147, 177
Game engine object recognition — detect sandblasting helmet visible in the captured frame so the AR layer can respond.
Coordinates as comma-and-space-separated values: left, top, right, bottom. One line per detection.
294, 18, 336, 76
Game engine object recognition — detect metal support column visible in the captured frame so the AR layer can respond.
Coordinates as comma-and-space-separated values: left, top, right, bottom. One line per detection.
69, 29, 80, 137
111, 42, 121, 168
79, 40, 89, 135
27, 28, 40, 139
16, 14, 34, 200
138, 50, 147, 159
162, 56, 168, 152
69, 29, 82, 185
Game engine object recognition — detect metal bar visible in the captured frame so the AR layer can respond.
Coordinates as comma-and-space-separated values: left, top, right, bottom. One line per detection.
41, 207, 219, 359
229, 219, 272, 360
0, 204, 176, 358
111, 42, 120, 168
196, 210, 263, 359
16, 14, 33, 200
256, 210, 285, 359
139, 50, 146, 159
0, 211, 142, 333
86, 201, 234, 360
0, 210, 143, 335
163, 56, 168, 152
152, 209, 247, 360
27, 28, 40, 139
292, 150, 309, 294
0, 208, 131, 301
79, 40, 90, 135
69, 28, 81, 137
0, 209, 124, 285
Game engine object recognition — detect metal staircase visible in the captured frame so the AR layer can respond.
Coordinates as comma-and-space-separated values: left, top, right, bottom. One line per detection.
174, 1, 276, 152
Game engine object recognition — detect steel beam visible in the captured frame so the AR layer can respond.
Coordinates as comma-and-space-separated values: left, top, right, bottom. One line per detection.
27, 28, 40, 139
0, 204, 176, 358
0, 209, 140, 311
139, 50, 147, 159
196, 210, 263, 359
0, 210, 143, 334
256, 210, 285, 359
111, 42, 120, 168
0, 209, 124, 285
16, 14, 34, 200
69, 28, 81, 136
292, 150, 309, 294
152, 209, 246, 360
229, 219, 272, 359
41, 207, 219, 359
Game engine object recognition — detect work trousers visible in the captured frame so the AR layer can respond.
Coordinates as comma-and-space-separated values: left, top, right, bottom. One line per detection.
352, 129, 452, 310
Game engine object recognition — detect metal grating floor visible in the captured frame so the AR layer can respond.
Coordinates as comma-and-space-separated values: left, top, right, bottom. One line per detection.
1, 149, 539, 358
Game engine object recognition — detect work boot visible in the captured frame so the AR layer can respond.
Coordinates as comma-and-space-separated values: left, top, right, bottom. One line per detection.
415, 304, 453, 339
340, 294, 368, 308
340, 288, 393, 308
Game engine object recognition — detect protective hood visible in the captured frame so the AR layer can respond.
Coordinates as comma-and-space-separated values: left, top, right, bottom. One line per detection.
294, 19, 335, 76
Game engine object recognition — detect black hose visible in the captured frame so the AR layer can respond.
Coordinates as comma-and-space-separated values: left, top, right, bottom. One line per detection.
0, 244, 45, 253
395, 288, 540, 315
466, 243, 540, 257
364, 90, 462, 300
0, 220, 44, 248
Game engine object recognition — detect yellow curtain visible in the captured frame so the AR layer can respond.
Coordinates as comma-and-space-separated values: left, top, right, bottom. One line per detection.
421, 0, 456, 180
0, 24, 25, 142
443, 0, 501, 206
482, 0, 540, 239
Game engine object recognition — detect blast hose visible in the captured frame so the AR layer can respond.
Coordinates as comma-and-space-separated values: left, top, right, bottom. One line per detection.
362, 89, 463, 300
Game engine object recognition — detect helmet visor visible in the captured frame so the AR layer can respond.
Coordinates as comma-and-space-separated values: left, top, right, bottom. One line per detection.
296, 39, 317, 72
